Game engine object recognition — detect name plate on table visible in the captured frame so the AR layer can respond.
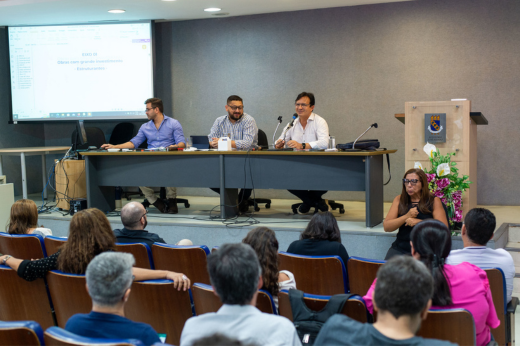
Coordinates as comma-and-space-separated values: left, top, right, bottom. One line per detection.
425, 113, 446, 143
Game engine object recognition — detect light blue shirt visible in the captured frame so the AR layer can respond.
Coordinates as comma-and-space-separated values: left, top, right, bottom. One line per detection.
130, 115, 185, 149
208, 113, 258, 150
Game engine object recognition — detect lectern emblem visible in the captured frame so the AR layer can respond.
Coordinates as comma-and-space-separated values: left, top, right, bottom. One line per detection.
428, 115, 443, 134
424, 113, 446, 143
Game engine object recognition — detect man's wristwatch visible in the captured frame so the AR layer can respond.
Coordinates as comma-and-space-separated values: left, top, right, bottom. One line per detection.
301, 142, 306, 149
2, 255, 11, 265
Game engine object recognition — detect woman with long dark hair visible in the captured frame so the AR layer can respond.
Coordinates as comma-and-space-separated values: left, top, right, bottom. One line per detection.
0, 208, 190, 290
364, 220, 499, 346
6, 199, 52, 237
243, 227, 296, 308
383, 168, 448, 259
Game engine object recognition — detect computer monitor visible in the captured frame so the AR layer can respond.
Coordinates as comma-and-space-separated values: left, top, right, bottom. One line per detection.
72, 120, 88, 152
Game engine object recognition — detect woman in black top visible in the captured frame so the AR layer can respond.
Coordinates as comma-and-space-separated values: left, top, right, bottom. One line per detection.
383, 168, 448, 260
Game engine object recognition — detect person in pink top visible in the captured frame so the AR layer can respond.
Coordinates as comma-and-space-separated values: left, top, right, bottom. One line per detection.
363, 220, 500, 346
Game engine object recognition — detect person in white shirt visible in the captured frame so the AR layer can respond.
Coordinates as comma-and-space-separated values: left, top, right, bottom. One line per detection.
275, 92, 330, 214
180, 243, 301, 346
447, 208, 515, 302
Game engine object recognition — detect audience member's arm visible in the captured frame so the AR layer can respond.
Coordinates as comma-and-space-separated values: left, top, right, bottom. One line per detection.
432, 197, 449, 228
1, 252, 60, 281
132, 267, 191, 291
362, 279, 377, 314
383, 195, 418, 232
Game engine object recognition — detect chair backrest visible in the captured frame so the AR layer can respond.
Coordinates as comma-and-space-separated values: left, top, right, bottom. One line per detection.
277, 290, 368, 323
347, 256, 385, 295
485, 268, 507, 346
190, 135, 210, 150
152, 244, 211, 285
44, 236, 67, 256
71, 127, 106, 149
0, 265, 55, 330
46, 270, 91, 327
0, 232, 47, 259
115, 242, 154, 269
125, 280, 194, 346
44, 327, 144, 346
256, 289, 277, 314
109, 123, 135, 145
211, 246, 219, 253
278, 252, 348, 295
416, 308, 476, 345
0, 321, 45, 346
257, 129, 269, 149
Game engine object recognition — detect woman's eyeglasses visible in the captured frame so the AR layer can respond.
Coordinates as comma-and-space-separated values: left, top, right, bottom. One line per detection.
403, 179, 419, 185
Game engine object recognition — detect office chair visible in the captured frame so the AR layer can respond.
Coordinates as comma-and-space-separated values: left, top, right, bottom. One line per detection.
71, 127, 106, 150
247, 129, 272, 211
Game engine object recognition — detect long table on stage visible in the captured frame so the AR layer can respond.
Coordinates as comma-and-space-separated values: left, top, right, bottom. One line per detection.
81, 149, 396, 227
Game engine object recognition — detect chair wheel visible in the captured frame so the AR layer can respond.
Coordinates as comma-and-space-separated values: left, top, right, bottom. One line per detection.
254, 206, 260, 212
266, 203, 271, 209
126, 197, 132, 201
331, 206, 337, 211
340, 208, 345, 214
185, 203, 190, 208
292, 207, 298, 214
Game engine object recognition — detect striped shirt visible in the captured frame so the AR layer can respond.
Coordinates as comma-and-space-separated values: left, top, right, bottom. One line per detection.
277, 113, 329, 149
208, 113, 258, 150
130, 115, 185, 149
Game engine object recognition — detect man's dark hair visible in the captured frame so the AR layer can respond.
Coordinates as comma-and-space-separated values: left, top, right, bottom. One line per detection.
300, 211, 341, 242
374, 256, 433, 319
464, 208, 496, 245
207, 243, 261, 305
295, 92, 315, 106
145, 98, 163, 113
227, 95, 243, 104
192, 333, 246, 346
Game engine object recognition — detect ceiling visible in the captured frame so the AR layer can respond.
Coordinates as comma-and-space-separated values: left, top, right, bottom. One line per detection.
0, 0, 412, 27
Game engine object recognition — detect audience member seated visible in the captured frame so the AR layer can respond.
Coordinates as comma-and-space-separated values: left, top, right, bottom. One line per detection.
6, 199, 52, 237
113, 202, 166, 247
242, 227, 296, 309
315, 256, 456, 346
65, 252, 160, 345
383, 168, 448, 260
180, 243, 301, 346
447, 208, 514, 303
0, 208, 190, 289
363, 220, 500, 346
286, 212, 349, 283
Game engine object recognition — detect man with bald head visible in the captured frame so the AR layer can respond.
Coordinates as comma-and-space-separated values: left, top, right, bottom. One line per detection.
113, 202, 166, 247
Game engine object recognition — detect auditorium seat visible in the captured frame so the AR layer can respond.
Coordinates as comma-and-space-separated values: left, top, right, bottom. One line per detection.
278, 252, 348, 295
44, 326, 145, 346
191, 283, 277, 315
115, 242, 154, 269
0, 232, 47, 260
152, 244, 211, 285
278, 290, 369, 323
347, 256, 385, 295
0, 265, 55, 330
44, 235, 67, 256
416, 308, 476, 345
485, 268, 518, 346
125, 279, 194, 346
0, 321, 45, 346
46, 270, 91, 327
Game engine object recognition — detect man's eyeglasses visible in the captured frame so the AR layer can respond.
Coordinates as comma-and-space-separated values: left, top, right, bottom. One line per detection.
139, 211, 148, 220
403, 179, 419, 185
145, 107, 154, 111
228, 105, 244, 111
295, 103, 310, 108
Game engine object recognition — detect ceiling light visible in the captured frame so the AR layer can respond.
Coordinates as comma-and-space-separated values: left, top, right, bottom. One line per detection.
162, 0, 176, 1
108, 9, 126, 14
204, 7, 221, 12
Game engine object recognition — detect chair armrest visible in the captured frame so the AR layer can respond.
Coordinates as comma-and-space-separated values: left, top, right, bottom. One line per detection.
507, 297, 519, 314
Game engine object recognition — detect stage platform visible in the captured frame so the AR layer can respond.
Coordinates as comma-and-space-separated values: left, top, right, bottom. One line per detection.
27, 194, 520, 260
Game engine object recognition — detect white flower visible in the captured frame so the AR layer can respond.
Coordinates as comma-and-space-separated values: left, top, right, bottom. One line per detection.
423, 142, 437, 158
414, 162, 423, 170
436, 163, 451, 177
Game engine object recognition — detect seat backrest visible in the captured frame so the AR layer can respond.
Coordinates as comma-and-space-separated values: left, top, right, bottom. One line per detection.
278, 252, 347, 295
256, 289, 277, 314
191, 283, 222, 315
0, 232, 47, 260
109, 123, 135, 145
44, 326, 144, 346
277, 290, 368, 323
347, 256, 385, 295
71, 127, 106, 149
125, 280, 194, 346
190, 135, 210, 150
46, 270, 91, 327
0, 321, 45, 346
257, 129, 269, 149
485, 268, 507, 346
416, 308, 476, 345
152, 244, 211, 285
0, 265, 55, 330
115, 243, 154, 269
44, 236, 67, 256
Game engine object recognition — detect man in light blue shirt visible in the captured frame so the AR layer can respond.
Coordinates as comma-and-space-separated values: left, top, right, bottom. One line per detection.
102, 98, 185, 213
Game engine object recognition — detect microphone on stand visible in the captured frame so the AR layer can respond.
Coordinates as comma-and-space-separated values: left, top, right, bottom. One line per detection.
281, 113, 298, 145
272, 116, 283, 148
352, 123, 378, 150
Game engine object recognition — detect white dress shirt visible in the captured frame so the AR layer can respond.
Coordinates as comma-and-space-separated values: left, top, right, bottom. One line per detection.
278, 113, 329, 149
447, 246, 515, 302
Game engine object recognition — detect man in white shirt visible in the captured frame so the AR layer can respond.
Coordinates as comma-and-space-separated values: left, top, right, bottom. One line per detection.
275, 92, 330, 214
447, 208, 515, 302
180, 243, 302, 346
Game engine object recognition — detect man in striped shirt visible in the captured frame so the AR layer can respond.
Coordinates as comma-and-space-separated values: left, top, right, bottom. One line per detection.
208, 95, 258, 213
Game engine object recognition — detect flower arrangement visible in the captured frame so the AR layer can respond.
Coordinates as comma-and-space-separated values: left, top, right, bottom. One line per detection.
415, 142, 472, 231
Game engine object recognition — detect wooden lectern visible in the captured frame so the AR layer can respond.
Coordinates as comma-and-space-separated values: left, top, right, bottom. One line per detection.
395, 100, 488, 211
55, 159, 86, 210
